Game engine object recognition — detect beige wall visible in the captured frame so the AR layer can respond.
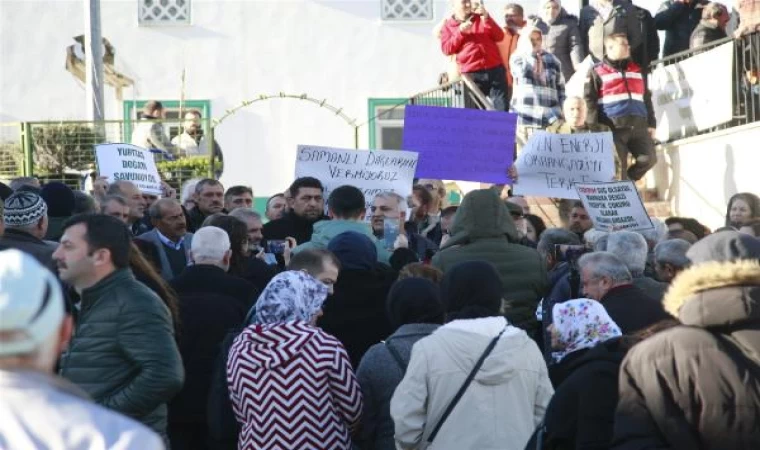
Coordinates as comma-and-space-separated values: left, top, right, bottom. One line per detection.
654, 122, 760, 231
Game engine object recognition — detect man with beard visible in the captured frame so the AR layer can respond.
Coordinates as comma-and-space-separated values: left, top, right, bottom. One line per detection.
172, 110, 223, 169
408, 185, 444, 245
370, 192, 438, 261
136, 199, 193, 281
186, 179, 225, 233
262, 177, 327, 246
567, 200, 593, 239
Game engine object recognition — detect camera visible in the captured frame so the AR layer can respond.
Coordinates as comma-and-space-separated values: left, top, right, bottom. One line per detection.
553, 244, 590, 267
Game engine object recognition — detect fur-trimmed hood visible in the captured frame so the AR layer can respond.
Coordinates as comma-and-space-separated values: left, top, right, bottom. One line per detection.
664, 260, 760, 328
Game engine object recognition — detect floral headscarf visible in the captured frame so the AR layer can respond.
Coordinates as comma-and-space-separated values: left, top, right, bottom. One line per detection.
252, 271, 330, 324
552, 298, 622, 362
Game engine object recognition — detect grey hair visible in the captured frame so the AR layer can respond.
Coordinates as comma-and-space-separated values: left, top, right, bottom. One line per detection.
99, 195, 127, 213
192, 226, 230, 262
105, 180, 137, 197
229, 207, 262, 222
148, 198, 180, 220
578, 251, 632, 283
637, 218, 667, 245
654, 239, 692, 268
181, 178, 201, 203
594, 234, 609, 251
607, 231, 649, 275
584, 229, 609, 250
536, 228, 581, 257
375, 192, 408, 214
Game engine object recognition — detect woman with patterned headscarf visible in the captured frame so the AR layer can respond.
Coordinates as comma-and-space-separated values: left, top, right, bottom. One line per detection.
226, 271, 363, 450
531, 298, 632, 450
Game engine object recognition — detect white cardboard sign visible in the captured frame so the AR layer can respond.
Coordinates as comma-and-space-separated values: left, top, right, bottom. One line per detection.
294, 145, 419, 212
575, 181, 653, 232
513, 131, 615, 199
95, 143, 161, 195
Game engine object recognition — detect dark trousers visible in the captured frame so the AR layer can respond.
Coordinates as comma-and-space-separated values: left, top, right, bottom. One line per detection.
466, 65, 509, 111
612, 121, 657, 181
169, 421, 210, 450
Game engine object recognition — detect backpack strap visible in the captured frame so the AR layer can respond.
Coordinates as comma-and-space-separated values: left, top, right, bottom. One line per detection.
427, 325, 508, 444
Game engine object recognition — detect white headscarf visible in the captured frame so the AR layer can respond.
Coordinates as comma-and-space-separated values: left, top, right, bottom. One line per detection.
552, 298, 622, 362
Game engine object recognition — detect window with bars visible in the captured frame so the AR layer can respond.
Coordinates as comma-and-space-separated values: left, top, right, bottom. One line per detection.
138, 0, 191, 25
381, 0, 433, 21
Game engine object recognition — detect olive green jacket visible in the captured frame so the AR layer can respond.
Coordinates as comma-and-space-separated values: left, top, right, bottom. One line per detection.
432, 189, 548, 332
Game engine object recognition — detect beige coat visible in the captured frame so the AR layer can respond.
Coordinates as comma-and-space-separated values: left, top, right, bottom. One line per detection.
390, 317, 553, 450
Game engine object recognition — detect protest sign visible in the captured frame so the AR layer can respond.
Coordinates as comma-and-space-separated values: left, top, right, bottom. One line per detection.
95, 143, 161, 195
650, 42, 733, 142
512, 131, 615, 199
402, 105, 516, 184
294, 145, 418, 213
575, 181, 653, 232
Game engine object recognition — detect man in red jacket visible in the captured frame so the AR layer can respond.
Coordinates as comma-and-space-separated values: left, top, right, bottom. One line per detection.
440, 0, 508, 110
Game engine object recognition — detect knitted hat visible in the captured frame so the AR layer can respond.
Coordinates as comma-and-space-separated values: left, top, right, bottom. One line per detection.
4, 191, 48, 227
40, 182, 75, 218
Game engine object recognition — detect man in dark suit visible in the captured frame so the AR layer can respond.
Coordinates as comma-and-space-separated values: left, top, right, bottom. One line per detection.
136, 199, 193, 281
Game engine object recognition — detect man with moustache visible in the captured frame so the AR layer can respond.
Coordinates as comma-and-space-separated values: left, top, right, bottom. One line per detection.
136, 198, 194, 281
263, 177, 328, 246
186, 179, 225, 233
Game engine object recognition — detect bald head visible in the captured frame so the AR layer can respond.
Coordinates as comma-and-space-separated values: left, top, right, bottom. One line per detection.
106, 181, 145, 224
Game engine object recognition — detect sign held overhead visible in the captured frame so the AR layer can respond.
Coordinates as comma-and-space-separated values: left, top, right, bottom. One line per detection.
575, 181, 653, 232
512, 131, 616, 199
95, 143, 161, 195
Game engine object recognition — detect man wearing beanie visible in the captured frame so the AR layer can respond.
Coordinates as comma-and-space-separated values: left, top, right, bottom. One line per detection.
0, 190, 57, 269
613, 231, 760, 449
40, 182, 76, 242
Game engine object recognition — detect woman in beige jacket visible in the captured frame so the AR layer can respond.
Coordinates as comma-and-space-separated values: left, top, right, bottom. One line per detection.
390, 261, 553, 450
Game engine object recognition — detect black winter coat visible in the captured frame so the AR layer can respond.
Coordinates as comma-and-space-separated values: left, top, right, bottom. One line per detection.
318, 265, 397, 368
600, 284, 672, 334
262, 211, 327, 246
537, 338, 632, 450
612, 259, 760, 450
655, 0, 708, 57
171, 264, 259, 311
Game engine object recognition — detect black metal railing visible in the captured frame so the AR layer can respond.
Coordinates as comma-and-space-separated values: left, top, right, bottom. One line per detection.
651, 30, 760, 143
410, 74, 495, 110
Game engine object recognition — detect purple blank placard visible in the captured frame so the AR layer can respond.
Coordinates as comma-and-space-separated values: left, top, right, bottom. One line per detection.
402, 105, 517, 183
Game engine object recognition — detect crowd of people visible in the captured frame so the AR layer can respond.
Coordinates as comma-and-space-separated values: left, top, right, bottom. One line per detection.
0, 169, 759, 450
438, 0, 745, 181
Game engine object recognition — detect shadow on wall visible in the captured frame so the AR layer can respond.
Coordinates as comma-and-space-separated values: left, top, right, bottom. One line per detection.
723, 144, 738, 204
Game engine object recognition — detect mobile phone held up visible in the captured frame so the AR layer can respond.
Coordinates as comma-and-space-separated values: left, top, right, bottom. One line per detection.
384, 218, 400, 250
267, 240, 288, 255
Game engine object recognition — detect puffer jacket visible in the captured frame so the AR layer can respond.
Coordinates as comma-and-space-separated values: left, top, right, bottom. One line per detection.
390, 317, 553, 450
0, 369, 164, 450
432, 189, 548, 333
535, 9, 585, 81
655, 0, 708, 57
59, 269, 184, 439
580, 0, 642, 62
612, 259, 760, 450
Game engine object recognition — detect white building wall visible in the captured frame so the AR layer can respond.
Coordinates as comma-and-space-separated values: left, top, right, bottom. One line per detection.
4, 0, 681, 197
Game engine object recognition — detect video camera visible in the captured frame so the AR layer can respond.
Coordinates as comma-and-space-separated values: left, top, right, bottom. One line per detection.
553, 244, 590, 268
